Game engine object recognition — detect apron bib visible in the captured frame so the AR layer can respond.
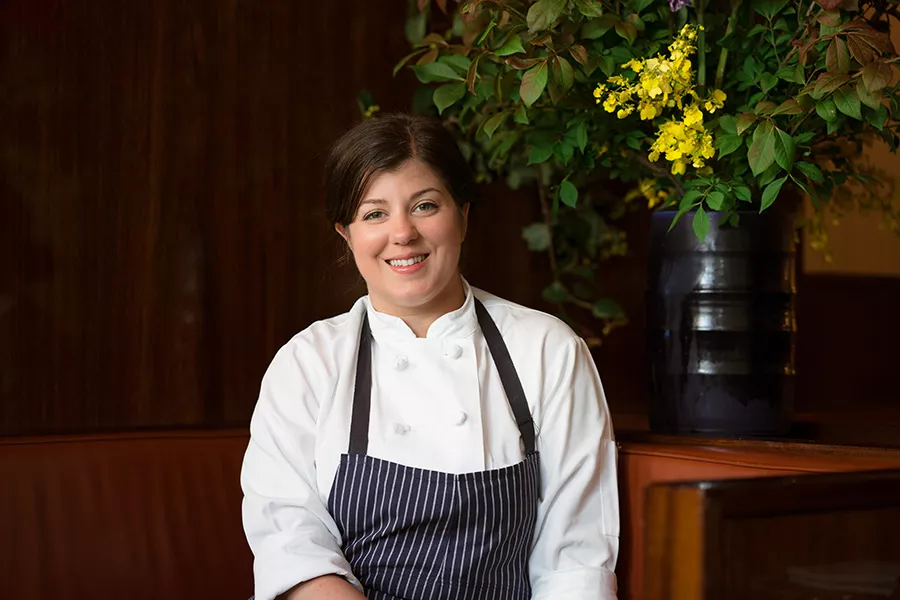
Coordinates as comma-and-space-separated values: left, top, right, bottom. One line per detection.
326, 299, 541, 600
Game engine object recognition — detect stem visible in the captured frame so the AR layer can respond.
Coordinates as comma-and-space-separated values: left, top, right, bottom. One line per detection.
697, 0, 707, 96
534, 167, 560, 276
627, 150, 685, 197
715, 0, 742, 91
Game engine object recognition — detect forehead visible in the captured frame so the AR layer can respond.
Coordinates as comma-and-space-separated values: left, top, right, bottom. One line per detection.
361, 159, 448, 200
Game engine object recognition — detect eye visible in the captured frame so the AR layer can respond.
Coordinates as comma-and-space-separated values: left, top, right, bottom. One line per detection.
413, 201, 438, 213
362, 210, 386, 221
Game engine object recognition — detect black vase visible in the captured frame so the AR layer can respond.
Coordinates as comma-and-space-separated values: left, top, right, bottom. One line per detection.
646, 209, 797, 436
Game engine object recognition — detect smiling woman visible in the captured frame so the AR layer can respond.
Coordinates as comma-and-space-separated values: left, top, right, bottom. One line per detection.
240, 114, 621, 600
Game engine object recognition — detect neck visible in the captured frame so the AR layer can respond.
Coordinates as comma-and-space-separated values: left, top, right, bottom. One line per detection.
370, 275, 466, 338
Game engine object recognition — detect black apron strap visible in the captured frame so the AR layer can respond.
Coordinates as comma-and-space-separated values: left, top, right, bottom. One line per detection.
347, 299, 539, 460
473, 298, 537, 456
348, 314, 373, 455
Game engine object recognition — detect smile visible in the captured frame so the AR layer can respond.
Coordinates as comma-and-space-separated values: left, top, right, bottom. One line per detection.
386, 254, 428, 267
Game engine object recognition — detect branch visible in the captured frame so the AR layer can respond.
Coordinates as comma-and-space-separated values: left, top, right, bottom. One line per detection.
534, 167, 560, 276
626, 150, 685, 197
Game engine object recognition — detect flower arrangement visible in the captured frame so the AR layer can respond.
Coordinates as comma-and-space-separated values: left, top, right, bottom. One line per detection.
381, 0, 900, 341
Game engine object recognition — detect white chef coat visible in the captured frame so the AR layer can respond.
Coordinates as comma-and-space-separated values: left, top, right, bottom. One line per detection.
241, 282, 620, 600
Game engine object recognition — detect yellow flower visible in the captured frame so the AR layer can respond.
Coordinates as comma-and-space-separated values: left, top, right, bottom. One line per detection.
704, 89, 727, 113
671, 160, 687, 175
683, 105, 703, 126
363, 104, 381, 119
640, 104, 657, 120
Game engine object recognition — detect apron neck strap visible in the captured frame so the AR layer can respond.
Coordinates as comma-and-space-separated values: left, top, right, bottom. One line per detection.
348, 298, 537, 456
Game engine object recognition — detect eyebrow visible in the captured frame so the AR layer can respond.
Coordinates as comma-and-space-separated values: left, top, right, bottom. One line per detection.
359, 187, 442, 207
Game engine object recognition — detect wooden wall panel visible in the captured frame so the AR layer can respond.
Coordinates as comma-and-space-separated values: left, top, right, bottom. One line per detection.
0, 0, 417, 434
1, 0, 898, 436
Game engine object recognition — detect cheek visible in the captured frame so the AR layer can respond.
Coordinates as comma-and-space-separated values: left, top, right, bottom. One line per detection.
346, 227, 385, 260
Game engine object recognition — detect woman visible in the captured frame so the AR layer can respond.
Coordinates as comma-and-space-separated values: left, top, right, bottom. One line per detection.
241, 114, 619, 600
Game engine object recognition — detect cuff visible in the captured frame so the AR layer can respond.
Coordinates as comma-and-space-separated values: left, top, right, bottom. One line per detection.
531, 567, 618, 600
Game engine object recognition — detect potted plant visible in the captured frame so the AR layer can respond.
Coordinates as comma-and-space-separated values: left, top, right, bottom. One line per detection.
381, 0, 900, 435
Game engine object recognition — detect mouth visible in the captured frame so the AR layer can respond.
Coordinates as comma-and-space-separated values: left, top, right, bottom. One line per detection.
385, 254, 429, 268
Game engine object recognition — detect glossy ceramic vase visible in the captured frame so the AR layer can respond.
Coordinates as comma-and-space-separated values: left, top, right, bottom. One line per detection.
646, 209, 797, 436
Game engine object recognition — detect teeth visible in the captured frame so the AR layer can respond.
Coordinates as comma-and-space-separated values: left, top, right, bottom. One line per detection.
388, 255, 426, 267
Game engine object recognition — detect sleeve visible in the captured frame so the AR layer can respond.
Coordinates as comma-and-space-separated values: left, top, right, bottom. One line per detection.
240, 340, 363, 600
529, 336, 620, 600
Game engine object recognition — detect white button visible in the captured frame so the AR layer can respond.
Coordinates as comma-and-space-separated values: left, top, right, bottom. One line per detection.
453, 411, 468, 426
395, 356, 409, 371
394, 423, 411, 435
446, 344, 463, 359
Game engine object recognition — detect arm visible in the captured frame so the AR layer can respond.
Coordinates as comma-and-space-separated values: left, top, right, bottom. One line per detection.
242, 340, 364, 600
279, 576, 367, 600
530, 337, 620, 600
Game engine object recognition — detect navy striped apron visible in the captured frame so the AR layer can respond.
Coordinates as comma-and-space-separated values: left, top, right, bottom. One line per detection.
326, 299, 541, 600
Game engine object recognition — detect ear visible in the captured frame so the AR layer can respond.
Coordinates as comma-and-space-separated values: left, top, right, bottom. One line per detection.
335, 223, 351, 244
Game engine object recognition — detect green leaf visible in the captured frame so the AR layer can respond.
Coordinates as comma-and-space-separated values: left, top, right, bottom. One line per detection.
574, 0, 605, 18
865, 103, 889, 130
482, 112, 509, 139
527, 142, 554, 165
692, 206, 711, 241
495, 33, 526, 57
411, 61, 465, 83
433, 82, 467, 115
716, 133, 743, 158
719, 115, 738, 135
771, 99, 804, 116
748, 121, 776, 177
776, 65, 804, 84
826, 37, 851, 74
856, 80, 881, 110
520, 62, 549, 107
514, 105, 530, 125
681, 189, 703, 208
614, 21, 637, 45
552, 56, 575, 94
812, 72, 850, 99
816, 98, 839, 122
439, 54, 472, 74
833, 86, 861, 120
759, 73, 779, 93
522, 223, 551, 251
527, 0, 566, 32
592, 299, 624, 319
760, 176, 788, 213
734, 185, 752, 203
706, 191, 725, 211
736, 112, 758, 135
560, 181, 578, 207
862, 62, 893, 94
582, 15, 618, 39
773, 128, 795, 172
796, 161, 824, 183
553, 140, 575, 165
542, 281, 570, 303
405, 11, 427, 45
758, 162, 781, 187
753, 0, 789, 19
393, 48, 428, 77
570, 121, 588, 152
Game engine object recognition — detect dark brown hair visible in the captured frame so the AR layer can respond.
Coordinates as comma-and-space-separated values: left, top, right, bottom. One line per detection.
324, 113, 478, 227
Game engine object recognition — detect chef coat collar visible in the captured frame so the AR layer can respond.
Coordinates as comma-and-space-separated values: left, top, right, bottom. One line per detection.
362, 277, 478, 342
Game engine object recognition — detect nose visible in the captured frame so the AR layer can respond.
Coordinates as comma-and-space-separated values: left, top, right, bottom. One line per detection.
389, 214, 419, 245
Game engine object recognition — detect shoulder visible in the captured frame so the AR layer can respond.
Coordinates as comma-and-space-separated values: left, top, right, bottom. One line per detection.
472, 286, 579, 352
267, 297, 366, 379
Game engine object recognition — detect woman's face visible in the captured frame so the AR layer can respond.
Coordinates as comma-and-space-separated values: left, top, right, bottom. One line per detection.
337, 159, 468, 317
